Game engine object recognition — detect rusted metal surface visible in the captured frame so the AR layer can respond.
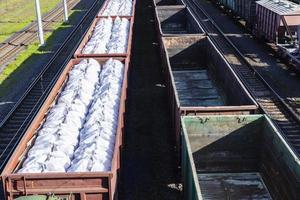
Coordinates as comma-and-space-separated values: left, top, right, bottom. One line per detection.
74, 16, 134, 59
198, 173, 272, 199
215, 0, 258, 29
235, 0, 258, 28
181, 115, 300, 200
154, 6, 204, 36
1, 57, 129, 200
159, 34, 258, 152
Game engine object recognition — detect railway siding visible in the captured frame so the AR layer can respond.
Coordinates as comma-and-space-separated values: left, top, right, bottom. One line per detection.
0, 0, 103, 174
184, 0, 300, 156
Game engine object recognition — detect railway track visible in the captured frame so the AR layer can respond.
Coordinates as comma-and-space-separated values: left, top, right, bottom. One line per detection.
184, 0, 300, 157
0, 0, 80, 69
0, 0, 104, 172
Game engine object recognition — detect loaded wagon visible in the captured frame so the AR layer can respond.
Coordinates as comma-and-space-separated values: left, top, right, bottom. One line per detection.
97, 0, 136, 17
74, 16, 134, 58
214, 0, 258, 29
1, 58, 129, 200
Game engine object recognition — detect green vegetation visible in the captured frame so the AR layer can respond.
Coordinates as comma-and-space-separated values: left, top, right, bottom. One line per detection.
0, 0, 62, 42
0, 8, 81, 97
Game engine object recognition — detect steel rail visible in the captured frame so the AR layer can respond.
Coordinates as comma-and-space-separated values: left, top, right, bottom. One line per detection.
0, 0, 104, 171
184, 0, 300, 158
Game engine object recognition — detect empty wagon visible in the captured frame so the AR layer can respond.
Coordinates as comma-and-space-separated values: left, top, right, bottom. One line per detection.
182, 115, 300, 199
160, 34, 259, 152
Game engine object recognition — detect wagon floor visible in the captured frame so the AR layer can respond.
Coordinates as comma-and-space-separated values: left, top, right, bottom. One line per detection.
173, 69, 225, 107
198, 172, 272, 200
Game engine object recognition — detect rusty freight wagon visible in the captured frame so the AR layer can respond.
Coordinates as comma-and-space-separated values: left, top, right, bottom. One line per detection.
182, 115, 300, 199
233, 0, 258, 29
154, 6, 204, 36
74, 16, 134, 59
215, 0, 258, 28
255, 0, 300, 43
1, 57, 129, 200
160, 35, 259, 152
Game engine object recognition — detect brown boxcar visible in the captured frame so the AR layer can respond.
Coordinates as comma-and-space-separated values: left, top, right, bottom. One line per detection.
216, 0, 258, 28
1, 57, 129, 200
255, 0, 300, 42
74, 16, 134, 58
154, 6, 204, 36
160, 35, 259, 151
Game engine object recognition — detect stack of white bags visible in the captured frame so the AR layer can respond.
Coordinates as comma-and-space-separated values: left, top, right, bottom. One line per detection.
102, 0, 133, 16
68, 59, 124, 172
82, 17, 130, 54
18, 58, 124, 173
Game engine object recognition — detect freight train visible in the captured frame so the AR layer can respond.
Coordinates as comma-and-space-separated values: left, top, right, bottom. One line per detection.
213, 0, 300, 71
1, 0, 299, 199
153, 0, 300, 199
1, 0, 135, 199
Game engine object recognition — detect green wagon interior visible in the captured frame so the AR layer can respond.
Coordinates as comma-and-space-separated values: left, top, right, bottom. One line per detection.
181, 115, 300, 200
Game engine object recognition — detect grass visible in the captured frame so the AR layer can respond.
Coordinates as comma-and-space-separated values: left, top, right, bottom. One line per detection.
0, 8, 80, 97
0, 24, 58, 85
0, 0, 62, 43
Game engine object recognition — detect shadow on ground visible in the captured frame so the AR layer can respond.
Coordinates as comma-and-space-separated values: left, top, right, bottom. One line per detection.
0, 0, 95, 121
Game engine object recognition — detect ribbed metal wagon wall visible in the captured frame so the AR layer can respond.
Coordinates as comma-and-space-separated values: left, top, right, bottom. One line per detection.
216, 0, 258, 27
219, 0, 236, 11
1, 57, 130, 200
236, 0, 258, 28
255, 1, 281, 42
181, 115, 300, 200
213, 0, 300, 41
